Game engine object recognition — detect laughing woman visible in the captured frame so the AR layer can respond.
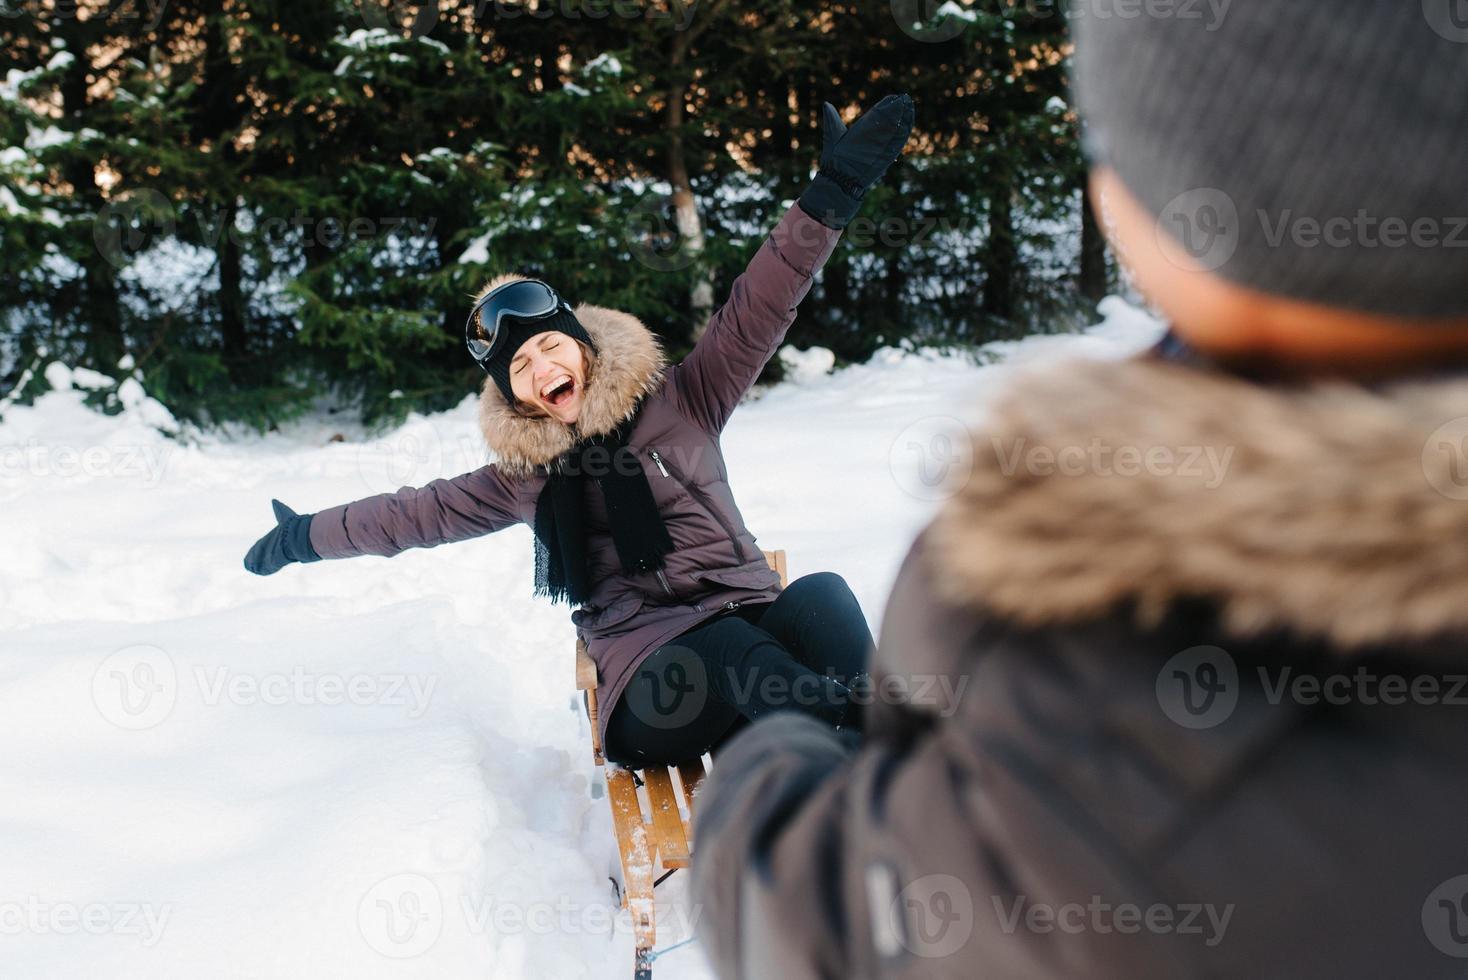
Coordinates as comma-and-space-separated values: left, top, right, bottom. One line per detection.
244, 94, 914, 767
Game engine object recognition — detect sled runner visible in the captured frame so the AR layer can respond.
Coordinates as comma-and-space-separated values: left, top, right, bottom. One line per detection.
576, 549, 789, 980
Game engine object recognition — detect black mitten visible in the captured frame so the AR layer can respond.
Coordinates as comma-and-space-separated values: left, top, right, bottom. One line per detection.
244, 499, 321, 576
798, 93, 916, 230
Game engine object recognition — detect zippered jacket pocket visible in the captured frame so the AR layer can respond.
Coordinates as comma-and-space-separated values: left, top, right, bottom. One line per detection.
648, 449, 749, 563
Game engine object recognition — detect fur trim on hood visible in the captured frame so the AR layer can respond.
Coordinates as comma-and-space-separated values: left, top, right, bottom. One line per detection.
923, 356, 1468, 649
474, 274, 669, 476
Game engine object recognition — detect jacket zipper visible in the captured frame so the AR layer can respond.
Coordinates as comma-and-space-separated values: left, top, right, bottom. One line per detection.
647, 449, 679, 598
649, 450, 748, 562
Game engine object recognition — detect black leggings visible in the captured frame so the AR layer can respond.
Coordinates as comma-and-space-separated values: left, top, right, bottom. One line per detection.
604, 571, 874, 768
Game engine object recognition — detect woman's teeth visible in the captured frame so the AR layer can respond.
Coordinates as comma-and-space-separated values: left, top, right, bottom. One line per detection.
543, 378, 574, 406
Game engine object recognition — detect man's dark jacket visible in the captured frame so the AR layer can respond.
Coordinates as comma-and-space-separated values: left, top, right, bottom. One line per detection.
693, 354, 1468, 979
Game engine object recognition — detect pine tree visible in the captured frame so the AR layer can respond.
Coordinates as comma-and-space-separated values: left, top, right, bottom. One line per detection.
0, 0, 1105, 429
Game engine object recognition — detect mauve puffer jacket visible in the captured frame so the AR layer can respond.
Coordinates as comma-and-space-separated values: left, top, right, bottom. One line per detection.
308, 203, 841, 744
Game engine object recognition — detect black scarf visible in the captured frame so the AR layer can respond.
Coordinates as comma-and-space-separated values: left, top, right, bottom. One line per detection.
531, 398, 675, 606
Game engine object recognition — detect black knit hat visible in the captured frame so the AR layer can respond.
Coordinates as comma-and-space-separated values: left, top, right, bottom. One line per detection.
482, 306, 597, 405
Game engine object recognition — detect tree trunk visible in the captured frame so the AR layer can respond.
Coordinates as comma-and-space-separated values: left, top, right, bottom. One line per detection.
982, 187, 1017, 322
538, 36, 560, 95
57, 18, 125, 372
666, 29, 714, 340
219, 199, 247, 375
1079, 183, 1109, 304
772, 82, 799, 205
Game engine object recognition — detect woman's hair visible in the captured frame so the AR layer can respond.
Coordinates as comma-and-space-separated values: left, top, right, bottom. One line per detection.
509, 338, 597, 421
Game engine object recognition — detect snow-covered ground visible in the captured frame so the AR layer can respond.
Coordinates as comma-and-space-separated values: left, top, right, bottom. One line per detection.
0, 298, 1162, 979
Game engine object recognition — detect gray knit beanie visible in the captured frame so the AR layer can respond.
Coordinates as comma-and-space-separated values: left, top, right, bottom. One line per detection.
1071, 2, 1468, 319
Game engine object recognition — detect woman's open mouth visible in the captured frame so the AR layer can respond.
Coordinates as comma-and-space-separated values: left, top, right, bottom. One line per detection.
540, 376, 576, 408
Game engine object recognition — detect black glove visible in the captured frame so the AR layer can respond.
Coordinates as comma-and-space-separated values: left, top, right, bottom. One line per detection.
244, 499, 321, 576
798, 93, 915, 230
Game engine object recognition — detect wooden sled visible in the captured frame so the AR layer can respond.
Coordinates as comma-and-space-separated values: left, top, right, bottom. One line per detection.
576, 549, 789, 980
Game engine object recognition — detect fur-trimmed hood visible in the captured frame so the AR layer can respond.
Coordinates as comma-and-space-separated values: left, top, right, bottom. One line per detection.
923, 356, 1468, 649
474, 274, 669, 477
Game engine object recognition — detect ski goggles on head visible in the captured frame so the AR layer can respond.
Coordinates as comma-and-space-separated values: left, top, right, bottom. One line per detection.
464, 278, 568, 366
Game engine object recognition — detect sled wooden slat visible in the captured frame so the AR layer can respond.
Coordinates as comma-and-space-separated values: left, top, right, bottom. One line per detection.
675, 759, 706, 821
642, 767, 691, 868
577, 547, 788, 979
605, 765, 656, 959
